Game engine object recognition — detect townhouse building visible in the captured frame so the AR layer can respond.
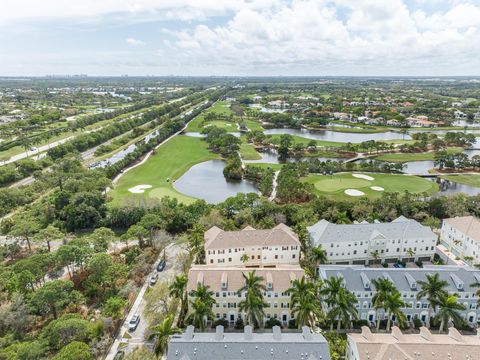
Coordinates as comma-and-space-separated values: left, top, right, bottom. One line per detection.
347, 326, 480, 360
204, 224, 301, 267
167, 325, 331, 360
440, 216, 480, 265
187, 264, 305, 326
308, 216, 437, 265
318, 265, 480, 325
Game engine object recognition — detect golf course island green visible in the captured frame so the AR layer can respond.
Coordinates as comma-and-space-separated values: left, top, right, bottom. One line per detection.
109, 135, 220, 205
302, 172, 438, 200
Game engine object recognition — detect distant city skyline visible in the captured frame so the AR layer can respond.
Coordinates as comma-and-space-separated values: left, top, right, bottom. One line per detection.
1, 0, 480, 76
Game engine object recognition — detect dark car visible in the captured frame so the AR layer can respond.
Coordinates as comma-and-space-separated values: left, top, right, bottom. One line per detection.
128, 314, 140, 331
157, 259, 166, 272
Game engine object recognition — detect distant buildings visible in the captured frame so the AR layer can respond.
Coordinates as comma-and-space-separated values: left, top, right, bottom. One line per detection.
205, 224, 301, 267
347, 326, 480, 360
167, 325, 331, 360
454, 110, 467, 119
440, 216, 480, 265
319, 265, 480, 325
405, 116, 438, 127
307, 216, 437, 265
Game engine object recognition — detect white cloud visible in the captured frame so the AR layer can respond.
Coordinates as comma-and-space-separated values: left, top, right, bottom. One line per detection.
126, 37, 145, 46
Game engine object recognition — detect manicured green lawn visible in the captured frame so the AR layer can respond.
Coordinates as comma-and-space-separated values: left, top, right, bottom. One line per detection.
374, 147, 464, 162
240, 144, 262, 160
440, 174, 480, 188
302, 172, 438, 201
244, 119, 264, 131
267, 134, 344, 147
186, 101, 234, 132
246, 163, 284, 171
110, 135, 220, 205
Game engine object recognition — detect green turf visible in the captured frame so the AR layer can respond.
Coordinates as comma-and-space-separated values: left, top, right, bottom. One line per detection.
246, 163, 284, 171
240, 144, 262, 160
267, 134, 344, 148
110, 135, 220, 205
439, 174, 480, 188
243, 119, 264, 131
374, 147, 464, 162
186, 101, 234, 132
302, 172, 438, 201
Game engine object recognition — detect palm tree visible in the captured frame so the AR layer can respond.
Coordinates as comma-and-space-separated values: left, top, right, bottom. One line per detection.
241, 253, 249, 264
169, 274, 188, 326
189, 283, 215, 308
470, 278, 480, 304
148, 315, 181, 357
416, 273, 448, 328
238, 271, 268, 328
311, 246, 327, 266
435, 295, 466, 333
372, 278, 396, 330
384, 291, 407, 331
289, 276, 323, 328
328, 287, 358, 330
187, 298, 215, 331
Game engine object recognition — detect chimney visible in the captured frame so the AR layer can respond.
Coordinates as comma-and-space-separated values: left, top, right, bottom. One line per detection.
302, 326, 313, 341
419, 327, 434, 342
215, 325, 224, 341
391, 326, 404, 341
272, 326, 282, 341
244, 325, 253, 340
361, 326, 374, 342
448, 327, 465, 343
184, 325, 195, 340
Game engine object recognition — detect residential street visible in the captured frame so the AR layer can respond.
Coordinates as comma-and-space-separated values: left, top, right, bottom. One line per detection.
105, 242, 187, 360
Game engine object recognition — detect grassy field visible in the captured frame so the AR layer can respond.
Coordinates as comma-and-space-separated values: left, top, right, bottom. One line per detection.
240, 143, 262, 160
246, 163, 284, 171
186, 101, 234, 132
374, 147, 464, 162
244, 119, 264, 131
303, 172, 438, 201
440, 174, 480, 188
110, 135, 220, 205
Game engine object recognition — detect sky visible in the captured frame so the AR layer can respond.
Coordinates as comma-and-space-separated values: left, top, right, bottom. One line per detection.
0, 0, 480, 76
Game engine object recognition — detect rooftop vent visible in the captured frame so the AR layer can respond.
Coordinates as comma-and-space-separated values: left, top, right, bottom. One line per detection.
302, 326, 313, 341
448, 327, 465, 343
450, 273, 464, 290
272, 326, 282, 341
405, 273, 417, 290
382, 272, 393, 283
419, 327, 434, 342
215, 325, 224, 341
184, 325, 195, 340
221, 272, 228, 290
244, 325, 253, 340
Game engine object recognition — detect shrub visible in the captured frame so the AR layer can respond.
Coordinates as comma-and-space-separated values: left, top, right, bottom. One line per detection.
288, 319, 297, 329
264, 318, 282, 329
234, 317, 244, 330
212, 318, 229, 328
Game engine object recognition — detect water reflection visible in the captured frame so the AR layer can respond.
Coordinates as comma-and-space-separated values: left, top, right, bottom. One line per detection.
173, 160, 259, 204
432, 178, 480, 197
244, 149, 343, 164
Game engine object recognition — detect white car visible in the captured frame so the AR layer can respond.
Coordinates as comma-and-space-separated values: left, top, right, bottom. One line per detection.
128, 314, 140, 331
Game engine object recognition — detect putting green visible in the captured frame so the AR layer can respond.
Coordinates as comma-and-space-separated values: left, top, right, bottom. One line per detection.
303, 172, 438, 200
110, 135, 220, 205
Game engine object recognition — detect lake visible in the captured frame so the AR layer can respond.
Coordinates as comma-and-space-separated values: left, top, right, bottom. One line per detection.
173, 160, 259, 204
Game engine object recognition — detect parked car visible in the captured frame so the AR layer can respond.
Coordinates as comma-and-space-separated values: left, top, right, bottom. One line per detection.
157, 259, 166, 272
128, 314, 140, 331
393, 262, 405, 268
149, 273, 158, 286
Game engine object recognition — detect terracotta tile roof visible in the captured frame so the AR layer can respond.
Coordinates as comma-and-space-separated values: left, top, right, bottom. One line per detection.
445, 216, 480, 242
187, 265, 304, 293
204, 224, 300, 250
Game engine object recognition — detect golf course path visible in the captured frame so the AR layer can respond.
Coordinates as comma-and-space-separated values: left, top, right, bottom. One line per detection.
269, 170, 280, 201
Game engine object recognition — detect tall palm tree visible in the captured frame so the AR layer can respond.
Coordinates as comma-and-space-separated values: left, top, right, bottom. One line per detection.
417, 273, 448, 328
238, 271, 268, 328
328, 287, 358, 330
187, 298, 215, 331
289, 276, 323, 328
435, 295, 466, 333
169, 274, 188, 326
189, 283, 215, 308
148, 315, 181, 357
384, 291, 407, 331
372, 278, 396, 330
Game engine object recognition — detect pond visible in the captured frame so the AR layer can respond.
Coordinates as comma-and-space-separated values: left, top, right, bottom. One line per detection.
173, 160, 259, 204
263, 128, 411, 143
431, 178, 480, 197
248, 104, 288, 113
244, 149, 343, 164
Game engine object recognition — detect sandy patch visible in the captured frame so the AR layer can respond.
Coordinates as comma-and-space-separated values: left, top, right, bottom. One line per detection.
352, 173, 374, 181
128, 185, 152, 194
371, 186, 384, 191
344, 189, 365, 196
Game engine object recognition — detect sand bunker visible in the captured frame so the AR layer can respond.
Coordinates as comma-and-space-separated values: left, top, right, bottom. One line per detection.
128, 185, 152, 194
371, 186, 384, 191
344, 189, 365, 196
352, 173, 374, 181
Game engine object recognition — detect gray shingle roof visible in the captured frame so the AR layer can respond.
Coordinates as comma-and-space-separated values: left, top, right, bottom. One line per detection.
167, 325, 331, 360
319, 265, 480, 293
308, 217, 435, 245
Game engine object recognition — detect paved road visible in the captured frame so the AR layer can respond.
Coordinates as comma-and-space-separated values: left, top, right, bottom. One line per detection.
105, 242, 186, 360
